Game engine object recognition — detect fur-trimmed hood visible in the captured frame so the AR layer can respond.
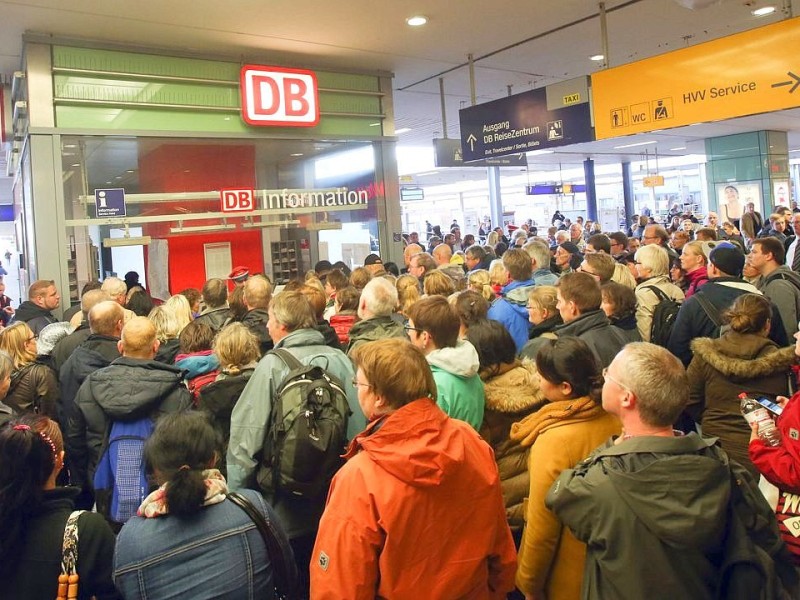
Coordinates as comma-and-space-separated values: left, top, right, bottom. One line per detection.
690, 332, 796, 381
482, 359, 545, 414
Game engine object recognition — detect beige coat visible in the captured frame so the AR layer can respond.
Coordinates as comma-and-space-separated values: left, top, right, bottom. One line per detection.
635, 275, 685, 342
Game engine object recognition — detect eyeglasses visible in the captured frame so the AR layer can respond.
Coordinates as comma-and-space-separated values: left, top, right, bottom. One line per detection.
404, 325, 424, 334
578, 266, 598, 277
602, 367, 630, 392
352, 379, 372, 389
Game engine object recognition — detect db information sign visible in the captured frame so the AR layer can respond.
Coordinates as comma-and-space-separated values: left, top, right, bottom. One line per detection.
220, 189, 256, 213
240, 65, 319, 127
94, 188, 126, 218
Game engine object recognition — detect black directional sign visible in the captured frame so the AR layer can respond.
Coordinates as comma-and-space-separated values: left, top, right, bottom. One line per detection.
458, 85, 594, 162
432, 138, 527, 167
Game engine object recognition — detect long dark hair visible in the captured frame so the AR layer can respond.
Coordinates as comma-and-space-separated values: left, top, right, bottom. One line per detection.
145, 411, 221, 516
465, 319, 517, 379
535, 337, 602, 404
0, 415, 60, 575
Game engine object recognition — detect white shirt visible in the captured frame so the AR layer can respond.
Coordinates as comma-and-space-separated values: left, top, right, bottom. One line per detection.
786, 237, 800, 269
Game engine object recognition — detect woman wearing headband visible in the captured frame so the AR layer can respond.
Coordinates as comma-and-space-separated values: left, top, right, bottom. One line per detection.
0, 415, 119, 599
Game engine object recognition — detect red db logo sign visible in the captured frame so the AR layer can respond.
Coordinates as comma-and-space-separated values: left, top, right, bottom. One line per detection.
240, 65, 319, 127
221, 189, 255, 213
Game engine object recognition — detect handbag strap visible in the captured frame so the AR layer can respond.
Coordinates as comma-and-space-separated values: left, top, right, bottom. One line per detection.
61, 510, 85, 575
227, 492, 297, 599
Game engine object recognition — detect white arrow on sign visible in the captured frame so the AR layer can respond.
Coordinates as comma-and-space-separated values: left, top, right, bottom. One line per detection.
466, 133, 477, 151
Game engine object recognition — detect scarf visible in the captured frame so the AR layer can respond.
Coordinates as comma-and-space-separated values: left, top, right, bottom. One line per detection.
509, 396, 605, 447
138, 468, 228, 518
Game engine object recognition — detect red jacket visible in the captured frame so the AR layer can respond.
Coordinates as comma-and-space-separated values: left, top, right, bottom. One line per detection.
749, 390, 800, 563
329, 313, 357, 346
310, 398, 517, 599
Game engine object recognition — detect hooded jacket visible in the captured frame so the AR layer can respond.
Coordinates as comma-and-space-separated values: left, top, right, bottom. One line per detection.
520, 309, 629, 369
193, 306, 230, 332
547, 434, 790, 600
15, 300, 57, 335
479, 360, 546, 533
687, 333, 793, 479
426, 339, 485, 430
488, 279, 536, 353
241, 308, 274, 356
345, 315, 405, 355
510, 397, 621, 600
310, 398, 518, 600
667, 277, 788, 366
757, 265, 800, 338
68, 357, 191, 491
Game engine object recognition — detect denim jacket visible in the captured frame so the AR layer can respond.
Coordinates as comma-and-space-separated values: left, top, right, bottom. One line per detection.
114, 489, 294, 599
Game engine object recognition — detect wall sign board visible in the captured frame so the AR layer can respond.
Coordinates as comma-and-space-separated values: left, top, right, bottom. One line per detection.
241, 65, 320, 127
592, 17, 800, 140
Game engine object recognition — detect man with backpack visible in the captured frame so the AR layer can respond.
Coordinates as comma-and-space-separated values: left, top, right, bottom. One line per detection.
487, 248, 537, 353
667, 243, 788, 366
226, 290, 363, 592
748, 237, 800, 338
547, 343, 799, 600
68, 316, 191, 525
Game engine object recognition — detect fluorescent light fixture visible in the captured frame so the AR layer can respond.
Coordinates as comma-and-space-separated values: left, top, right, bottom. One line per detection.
752, 6, 776, 16
669, 147, 687, 151
241, 220, 301, 229
103, 236, 151, 248
590, 54, 605, 61
70, 163, 80, 167
789, 148, 800, 153
406, 15, 428, 26
369, 122, 381, 127
169, 224, 236, 234
395, 128, 412, 134
290, 153, 304, 157
613, 140, 658, 149
528, 149, 555, 156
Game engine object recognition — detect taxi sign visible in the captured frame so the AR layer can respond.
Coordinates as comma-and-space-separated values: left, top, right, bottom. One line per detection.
592, 17, 800, 139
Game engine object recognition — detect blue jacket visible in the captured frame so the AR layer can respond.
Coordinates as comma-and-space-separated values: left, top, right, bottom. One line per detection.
488, 279, 536, 353
114, 489, 295, 599
532, 268, 559, 287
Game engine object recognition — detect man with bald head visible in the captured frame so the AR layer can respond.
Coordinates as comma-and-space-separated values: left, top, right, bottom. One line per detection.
68, 316, 191, 510
403, 243, 424, 271
432, 243, 453, 267
52, 288, 112, 371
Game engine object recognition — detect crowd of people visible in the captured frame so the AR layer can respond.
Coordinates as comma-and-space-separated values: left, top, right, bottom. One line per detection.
1, 203, 800, 598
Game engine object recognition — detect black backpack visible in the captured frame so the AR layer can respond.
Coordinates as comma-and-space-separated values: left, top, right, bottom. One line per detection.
258, 348, 351, 499
645, 286, 681, 347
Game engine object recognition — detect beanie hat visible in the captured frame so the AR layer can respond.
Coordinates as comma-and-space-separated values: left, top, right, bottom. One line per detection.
559, 241, 582, 256
709, 242, 745, 277
364, 254, 383, 266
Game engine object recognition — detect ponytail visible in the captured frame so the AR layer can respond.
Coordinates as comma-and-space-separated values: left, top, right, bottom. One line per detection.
165, 466, 207, 516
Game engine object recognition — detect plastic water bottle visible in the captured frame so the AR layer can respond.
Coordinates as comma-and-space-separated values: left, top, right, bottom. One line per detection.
739, 393, 781, 446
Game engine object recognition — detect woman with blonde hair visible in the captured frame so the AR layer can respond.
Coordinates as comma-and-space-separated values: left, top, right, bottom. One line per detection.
680, 240, 712, 298
423, 270, 455, 298
633, 244, 685, 342
488, 259, 509, 297
148, 305, 183, 364
526, 285, 562, 339
0, 322, 59, 417
350, 266, 372, 291
396, 274, 421, 316
468, 269, 495, 302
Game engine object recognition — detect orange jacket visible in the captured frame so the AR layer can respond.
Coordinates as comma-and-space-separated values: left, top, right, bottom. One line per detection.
310, 398, 517, 599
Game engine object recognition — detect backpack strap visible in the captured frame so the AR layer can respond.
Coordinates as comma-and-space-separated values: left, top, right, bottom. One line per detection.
643, 285, 671, 303
227, 492, 298, 599
269, 348, 304, 372
694, 292, 723, 328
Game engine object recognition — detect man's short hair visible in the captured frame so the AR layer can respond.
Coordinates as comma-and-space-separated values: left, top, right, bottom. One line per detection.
587, 234, 611, 254
411, 252, 437, 274
557, 272, 601, 313
88, 300, 124, 336
325, 269, 349, 292
523, 240, 551, 271
645, 224, 669, 245
29, 279, 55, 300
202, 278, 228, 309
608, 231, 628, 250
752, 237, 786, 264
100, 276, 127, 299
243, 275, 272, 310
406, 295, 460, 349
270, 291, 316, 332
360, 277, 398, 318
178, 320, 215, 354
584, 253, 615, 283
694, 227, 717, 242
671, 230, 690, 243
616, 342, 688, 427
502, 248, 533, 281
81, 289, 112, 314
465, 244, 486, 262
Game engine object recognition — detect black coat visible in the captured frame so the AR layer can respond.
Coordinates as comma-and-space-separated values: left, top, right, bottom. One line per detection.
15, 301, 58, 335
241, 308, 274, 356
7, 487, 120, 600
194, 306, 231, 332
67, 357, 191, 491
154, 337, 181, 365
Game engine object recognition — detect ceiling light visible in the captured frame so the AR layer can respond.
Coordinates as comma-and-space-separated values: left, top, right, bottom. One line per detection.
290, 153, 304, 157
369, 122, 381, 127
406, 15, 428, 26
613, 140, 658, 149
669, 146, 686, 151
590, 54, 605, 61
528, 149, 555, 156
395, 128, 412, 134
126, 169, 135, 173
752, 6, 776, 16
70, 163, 80, 167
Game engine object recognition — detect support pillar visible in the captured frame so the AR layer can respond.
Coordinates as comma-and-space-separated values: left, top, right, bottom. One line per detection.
584, 159, 598, 222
